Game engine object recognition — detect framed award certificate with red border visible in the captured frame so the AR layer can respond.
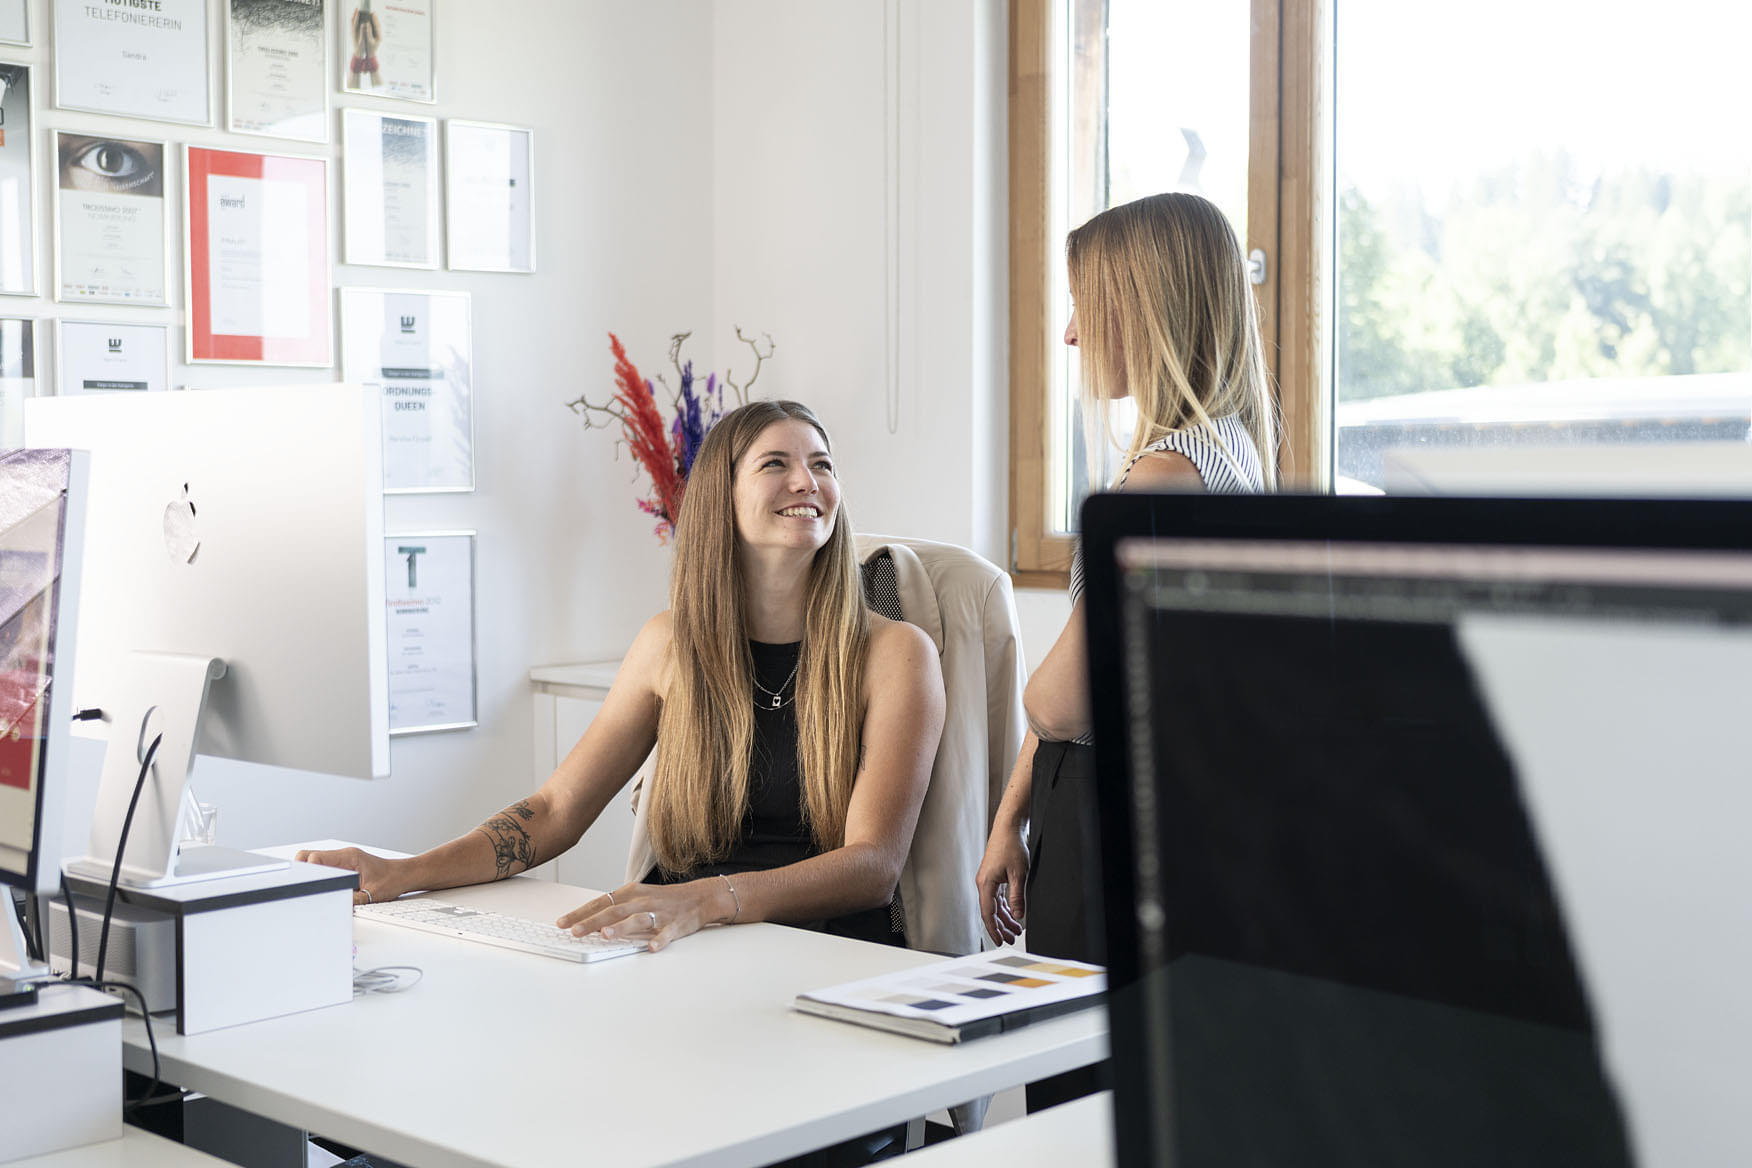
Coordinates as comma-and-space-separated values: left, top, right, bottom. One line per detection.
185, 145, 331, 365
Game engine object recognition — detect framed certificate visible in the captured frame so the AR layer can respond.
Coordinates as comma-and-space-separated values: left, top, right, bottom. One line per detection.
54, 132, 169, 305
385, 531, 476, 735
52, 0, 212, 126
340, 0, 433, 103
342, 109, 439, 269
185, 146, 331, 365
55, 319, 170, 394
226, 0, 329, 142
0, 317, 37, 444
0, 1, 28, 46
0, 63, 38, 296
341, 287, 472, 492
445, 120, 534, 274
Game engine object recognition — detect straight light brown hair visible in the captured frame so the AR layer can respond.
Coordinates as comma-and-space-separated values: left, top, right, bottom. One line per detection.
646, 400, 870, 873
1067, 192, 1279, 488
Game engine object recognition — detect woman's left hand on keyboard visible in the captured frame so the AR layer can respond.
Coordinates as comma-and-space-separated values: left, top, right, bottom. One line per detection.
556, 877, 738, 953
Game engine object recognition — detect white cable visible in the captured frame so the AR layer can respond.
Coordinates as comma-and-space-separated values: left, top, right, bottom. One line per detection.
352, 964, 423, 996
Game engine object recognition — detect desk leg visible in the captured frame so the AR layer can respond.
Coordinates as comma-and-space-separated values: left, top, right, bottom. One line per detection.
183, 1095, 307, 1168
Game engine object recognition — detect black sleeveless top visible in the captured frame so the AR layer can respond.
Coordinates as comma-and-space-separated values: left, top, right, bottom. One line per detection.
647, 639, 902, 947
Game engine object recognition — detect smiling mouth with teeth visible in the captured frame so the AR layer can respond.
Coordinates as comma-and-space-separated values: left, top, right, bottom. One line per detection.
779, 506, 821, 518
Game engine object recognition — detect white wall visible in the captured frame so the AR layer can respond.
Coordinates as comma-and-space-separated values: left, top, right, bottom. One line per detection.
707, 0, 1073, 683
707, 0, 1009, 563
1014, 586, 1072, 675
43, 0, 715, 856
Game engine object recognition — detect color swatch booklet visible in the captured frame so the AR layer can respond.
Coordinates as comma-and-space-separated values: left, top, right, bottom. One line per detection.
794, 950, 1105, 1043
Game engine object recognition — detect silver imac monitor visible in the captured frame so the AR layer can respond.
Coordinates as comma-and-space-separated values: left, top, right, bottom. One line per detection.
0, 449, 87, 991
24, 386, 388, 887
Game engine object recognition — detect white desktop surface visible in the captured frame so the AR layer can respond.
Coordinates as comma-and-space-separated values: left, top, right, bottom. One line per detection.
904, 1093, 1114, 1167
6, 1127, 234, 1168
528, 660, 622, 694
121, 842, 1109, 1168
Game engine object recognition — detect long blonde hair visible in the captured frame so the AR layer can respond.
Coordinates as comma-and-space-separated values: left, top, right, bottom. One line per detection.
647, 400, 870, 874
1067, 192, 1278, 488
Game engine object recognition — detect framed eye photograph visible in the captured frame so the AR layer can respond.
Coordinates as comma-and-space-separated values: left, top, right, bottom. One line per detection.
54, 131, 170, 305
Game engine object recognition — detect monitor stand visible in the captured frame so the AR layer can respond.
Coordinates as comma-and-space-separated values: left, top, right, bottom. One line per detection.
1, 890, 51, 1000
61, 844, 288, 890
63, 651, 288, 891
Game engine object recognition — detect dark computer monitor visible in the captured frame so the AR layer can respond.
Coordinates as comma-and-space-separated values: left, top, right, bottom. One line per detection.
0, 449, 86, 990
1082, 494, 1752, 1168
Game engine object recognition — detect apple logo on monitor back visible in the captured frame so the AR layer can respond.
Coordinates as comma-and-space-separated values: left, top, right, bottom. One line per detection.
164, 483, 200, 565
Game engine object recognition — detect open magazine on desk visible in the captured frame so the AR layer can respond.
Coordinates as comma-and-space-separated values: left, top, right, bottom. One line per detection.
795, 950, 1105, 1044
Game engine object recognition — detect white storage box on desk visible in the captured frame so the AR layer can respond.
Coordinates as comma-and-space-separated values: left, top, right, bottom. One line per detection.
62, 857, 355, 1035
0, 983, 122, 1163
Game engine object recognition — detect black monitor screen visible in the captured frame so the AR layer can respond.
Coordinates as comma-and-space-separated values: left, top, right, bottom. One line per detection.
1084, 495, 1752, 1168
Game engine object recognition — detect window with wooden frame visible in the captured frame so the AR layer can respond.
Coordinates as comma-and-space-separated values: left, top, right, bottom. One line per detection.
1008, 0, 1324, 586
1012, 0, 1751, 585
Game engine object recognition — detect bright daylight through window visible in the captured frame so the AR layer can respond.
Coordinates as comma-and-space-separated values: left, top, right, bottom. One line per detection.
1333, 0, 1752, 490
1046, 0, 1250, 535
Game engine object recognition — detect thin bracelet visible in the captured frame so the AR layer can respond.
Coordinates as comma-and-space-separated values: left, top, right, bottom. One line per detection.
718, 873, 741, 924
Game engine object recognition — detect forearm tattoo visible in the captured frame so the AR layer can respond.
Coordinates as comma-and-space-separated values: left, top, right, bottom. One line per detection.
476, 799, 537, 878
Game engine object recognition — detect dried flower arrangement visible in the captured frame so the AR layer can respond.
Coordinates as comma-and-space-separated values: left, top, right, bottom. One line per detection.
565, 328, 774, 541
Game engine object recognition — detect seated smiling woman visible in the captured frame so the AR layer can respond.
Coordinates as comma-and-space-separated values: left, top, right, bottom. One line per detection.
299, 400, 945, 957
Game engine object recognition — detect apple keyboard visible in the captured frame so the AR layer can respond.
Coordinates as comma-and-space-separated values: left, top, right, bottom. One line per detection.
354, 898, 645, 963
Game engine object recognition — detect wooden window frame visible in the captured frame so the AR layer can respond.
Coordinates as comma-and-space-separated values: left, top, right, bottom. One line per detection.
1007, 0, 1329, 587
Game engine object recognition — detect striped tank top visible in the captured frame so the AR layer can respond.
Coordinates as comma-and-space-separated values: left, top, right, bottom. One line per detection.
1065, 414, 1264, 745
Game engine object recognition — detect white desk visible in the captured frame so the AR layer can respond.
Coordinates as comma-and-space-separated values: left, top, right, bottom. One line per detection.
122, 857, 1108, 1168
7, 1127, 234, 1168
904, 1094, 1115, 1167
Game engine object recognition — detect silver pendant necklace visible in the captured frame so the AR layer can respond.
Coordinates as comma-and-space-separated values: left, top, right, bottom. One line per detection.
752, 657, 800, 710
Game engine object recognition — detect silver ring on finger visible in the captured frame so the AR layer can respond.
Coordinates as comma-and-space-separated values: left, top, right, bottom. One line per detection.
647, 910, 657, 930
605, 890, 616, 906
362, 888, 373, 904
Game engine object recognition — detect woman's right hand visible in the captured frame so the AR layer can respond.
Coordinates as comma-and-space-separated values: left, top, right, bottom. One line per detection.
295, 846, 408, 907
975, 820, 1029, 947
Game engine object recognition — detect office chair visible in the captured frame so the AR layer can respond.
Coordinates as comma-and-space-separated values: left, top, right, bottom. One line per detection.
852, 535, 1027, 960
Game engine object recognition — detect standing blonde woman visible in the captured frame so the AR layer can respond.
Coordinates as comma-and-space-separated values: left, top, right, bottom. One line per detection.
975, 192, 1277, 1108
302, 400, 944, 953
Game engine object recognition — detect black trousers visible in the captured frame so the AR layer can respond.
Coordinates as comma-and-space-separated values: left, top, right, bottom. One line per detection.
1023, 738, 1112, 1113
